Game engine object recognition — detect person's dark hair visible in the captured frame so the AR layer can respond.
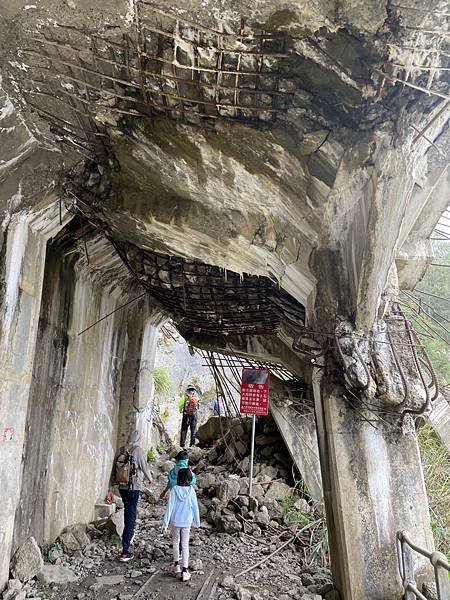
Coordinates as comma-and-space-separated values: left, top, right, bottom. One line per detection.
176, 450, 188, 462
177, 468, 192, 487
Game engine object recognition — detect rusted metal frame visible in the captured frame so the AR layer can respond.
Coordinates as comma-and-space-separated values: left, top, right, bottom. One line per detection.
22, 101, 99, 159
403, 291, 450, 332
29, 62, 141, 107
139, 21, 288, 56
214, 33, 224, 117
270, 32, 285, 122
51, 42, 99, 144
39, 33, 281, 78
139, 48, 285, 77
410, 123, 444, 156
152, 83, 286, 111
21, 95, 105, 139
30, 48, 276, 120
404, 291, 450, 324
398, 300, 449, 345
23, 48, 143, 90
169, 30, 185, 119
142, 65, 293, 96
387, 43, 450, 59
375, 68, 450, 101
390, 4, 450, 16
133, 0, 152, 113
209, 354, 241, 414
137, 1, 282, 40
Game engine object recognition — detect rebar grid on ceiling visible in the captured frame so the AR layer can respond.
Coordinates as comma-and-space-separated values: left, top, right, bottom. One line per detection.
17, 2, 294, 156
110, 239, 305, 337
377, 3, 450, 149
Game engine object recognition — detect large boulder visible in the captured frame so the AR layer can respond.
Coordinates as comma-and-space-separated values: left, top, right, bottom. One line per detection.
10, 537, 43, 583
36, 564, 78, 585
196, 417, 230, 444
59, 523, 90, 554
197, 472, 216, 490
264, 481, 293, 501
215, 513, 242, 534
217, 477, 240, 504
186, 446, 204, 463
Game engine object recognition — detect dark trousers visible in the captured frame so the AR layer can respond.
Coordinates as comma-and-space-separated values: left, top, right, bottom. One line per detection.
180, 413, 197, 447
119, 489, 140, 553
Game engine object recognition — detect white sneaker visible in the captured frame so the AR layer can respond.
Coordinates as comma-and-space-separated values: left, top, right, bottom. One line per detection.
172, 563, 181, 576
182, 570, 191, 582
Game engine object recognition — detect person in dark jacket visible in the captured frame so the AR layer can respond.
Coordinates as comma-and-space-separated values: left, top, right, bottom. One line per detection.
108, 430, 152, 562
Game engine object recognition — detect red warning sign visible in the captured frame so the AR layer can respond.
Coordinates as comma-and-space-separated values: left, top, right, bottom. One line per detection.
240, 368, 270, 416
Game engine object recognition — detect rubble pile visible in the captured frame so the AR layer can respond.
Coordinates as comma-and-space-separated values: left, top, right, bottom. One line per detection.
192, 416, 313, 537
2, 417, 335, 600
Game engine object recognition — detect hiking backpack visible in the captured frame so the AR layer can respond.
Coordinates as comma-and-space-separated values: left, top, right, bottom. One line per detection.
185, 395, 199, 416
114, 447, 136, 486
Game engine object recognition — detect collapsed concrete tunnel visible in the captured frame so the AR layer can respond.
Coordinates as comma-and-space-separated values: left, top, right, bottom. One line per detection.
0, 0, 449, 598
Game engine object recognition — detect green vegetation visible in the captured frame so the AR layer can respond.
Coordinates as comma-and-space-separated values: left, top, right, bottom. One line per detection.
161, 407, 169, 423
404, 240, 450, 384
147, 447, 158, 462
153, 365, 172, 395
278, 496, 329, 567
418, 422, 450, 560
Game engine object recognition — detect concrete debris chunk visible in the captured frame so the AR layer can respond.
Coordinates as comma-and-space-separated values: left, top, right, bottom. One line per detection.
11, 537, 44, 583
36, 564, 78, 585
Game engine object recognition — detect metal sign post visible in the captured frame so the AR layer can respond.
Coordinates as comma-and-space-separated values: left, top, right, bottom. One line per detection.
239, 367, 270, 497
249, 414, 256, 497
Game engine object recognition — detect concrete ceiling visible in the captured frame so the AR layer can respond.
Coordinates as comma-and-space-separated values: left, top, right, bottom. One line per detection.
0, 0, 449, 338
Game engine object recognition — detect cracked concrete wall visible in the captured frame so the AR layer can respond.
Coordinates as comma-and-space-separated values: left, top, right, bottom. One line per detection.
0, 202, 70, 590
0, 206, 164, 589
12, 229, 164, 550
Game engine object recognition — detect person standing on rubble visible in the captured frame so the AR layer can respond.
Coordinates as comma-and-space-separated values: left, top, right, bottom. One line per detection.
178, 384, 200, 447
108, 430, 153, 562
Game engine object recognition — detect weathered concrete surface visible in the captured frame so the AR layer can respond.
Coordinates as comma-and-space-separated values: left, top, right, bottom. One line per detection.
0, 202, 71, 589
12, 223, 162, 550
428, 394, 450, 453
270, 398, 323, 505
313, 363, 434, 600
0, 1, 448, 598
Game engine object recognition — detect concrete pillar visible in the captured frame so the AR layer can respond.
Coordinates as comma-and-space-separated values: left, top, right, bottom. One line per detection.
116, 310, 162, 449
0, 203, 70, 590
313, 368, 434, 600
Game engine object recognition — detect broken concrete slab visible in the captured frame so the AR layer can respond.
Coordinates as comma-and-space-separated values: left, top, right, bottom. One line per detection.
36, 565, 78, 585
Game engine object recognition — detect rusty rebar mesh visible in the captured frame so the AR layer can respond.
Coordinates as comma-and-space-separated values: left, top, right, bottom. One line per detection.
111, 239, 305, 337
17, 2, 294, 155
194, 347, 311, 413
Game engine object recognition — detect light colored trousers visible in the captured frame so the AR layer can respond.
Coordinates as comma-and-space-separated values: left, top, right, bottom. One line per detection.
172, 526, 191, 568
